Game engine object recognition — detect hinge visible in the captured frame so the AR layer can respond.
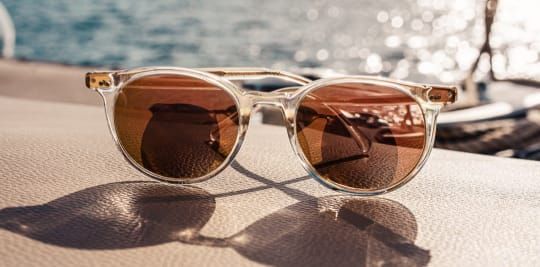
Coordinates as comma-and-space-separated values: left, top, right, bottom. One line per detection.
85, 72, 113, 90
426, 85, 458, 104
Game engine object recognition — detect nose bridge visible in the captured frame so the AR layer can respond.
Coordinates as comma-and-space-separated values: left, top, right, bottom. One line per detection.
244, 90, 297, 128
247, 90, 289, 108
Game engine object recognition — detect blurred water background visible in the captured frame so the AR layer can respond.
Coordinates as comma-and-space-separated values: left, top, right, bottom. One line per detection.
3, 0, 540, 83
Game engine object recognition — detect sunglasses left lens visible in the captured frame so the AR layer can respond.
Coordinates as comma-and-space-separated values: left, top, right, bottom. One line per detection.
114, 74, 239, 180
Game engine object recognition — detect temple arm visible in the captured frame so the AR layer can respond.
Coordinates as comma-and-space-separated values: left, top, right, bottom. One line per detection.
86, 67, 311, 90
198, 67, 311, 85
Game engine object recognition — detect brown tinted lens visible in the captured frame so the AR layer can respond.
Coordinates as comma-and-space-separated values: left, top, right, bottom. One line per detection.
296, 83, 426, 191
114, 74, 239, 179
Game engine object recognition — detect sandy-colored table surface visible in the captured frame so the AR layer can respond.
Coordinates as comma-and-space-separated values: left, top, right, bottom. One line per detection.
0, 60, 539, 267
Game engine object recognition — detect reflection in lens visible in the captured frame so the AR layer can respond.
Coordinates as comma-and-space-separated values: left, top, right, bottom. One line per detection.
114, 74, 239, 179
296, 83, 426, 191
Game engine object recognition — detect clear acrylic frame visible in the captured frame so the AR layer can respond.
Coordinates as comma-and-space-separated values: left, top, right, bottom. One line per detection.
86, 67, 458, 195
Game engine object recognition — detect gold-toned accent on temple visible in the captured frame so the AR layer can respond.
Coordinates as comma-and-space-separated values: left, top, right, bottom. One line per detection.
85, 71, 113, 90
426, 85, 458, 104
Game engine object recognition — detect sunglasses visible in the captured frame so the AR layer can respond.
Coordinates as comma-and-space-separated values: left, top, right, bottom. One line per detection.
85, 67, 457, 195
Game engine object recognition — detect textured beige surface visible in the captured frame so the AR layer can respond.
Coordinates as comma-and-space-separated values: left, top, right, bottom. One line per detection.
1, 60, 540, 266
0, 95, 539, 267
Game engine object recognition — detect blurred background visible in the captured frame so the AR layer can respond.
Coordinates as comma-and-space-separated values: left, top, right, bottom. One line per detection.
1, 0, 540, 160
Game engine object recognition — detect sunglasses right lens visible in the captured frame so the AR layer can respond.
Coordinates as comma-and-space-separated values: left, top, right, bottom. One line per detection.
114, 74, 239, 180
295, 82, 426, 191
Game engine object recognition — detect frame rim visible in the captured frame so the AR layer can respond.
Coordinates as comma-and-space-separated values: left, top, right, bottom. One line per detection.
287, 76, 440, 196
98, 68, 249, 184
